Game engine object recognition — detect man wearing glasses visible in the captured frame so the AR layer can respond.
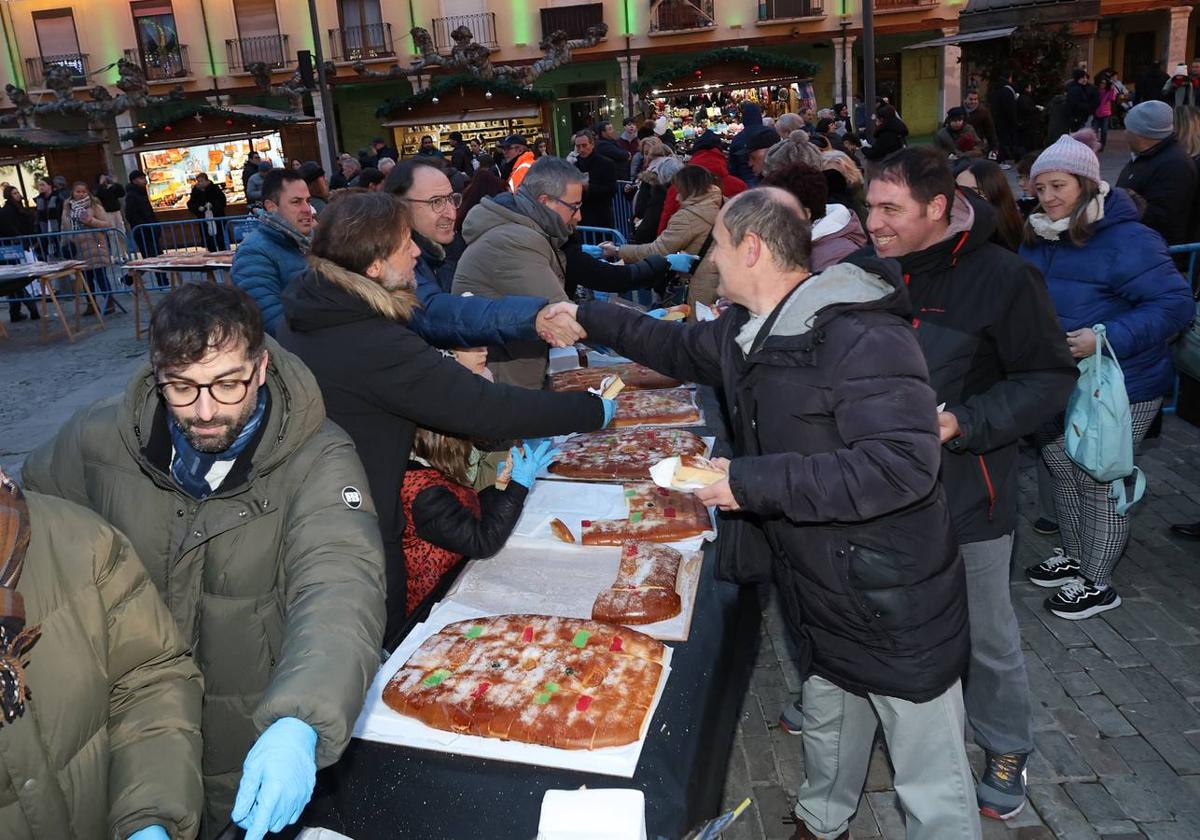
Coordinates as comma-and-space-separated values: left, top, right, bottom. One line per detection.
23, 282, 386, 840
385, 158, 585, 354
453, 155, 587, 389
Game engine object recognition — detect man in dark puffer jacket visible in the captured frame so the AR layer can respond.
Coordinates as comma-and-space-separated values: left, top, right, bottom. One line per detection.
557, 188, 980, 840
865, 148, 1078, 823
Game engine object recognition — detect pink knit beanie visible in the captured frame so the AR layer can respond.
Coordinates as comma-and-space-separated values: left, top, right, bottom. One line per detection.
1029, 134, 1101, 185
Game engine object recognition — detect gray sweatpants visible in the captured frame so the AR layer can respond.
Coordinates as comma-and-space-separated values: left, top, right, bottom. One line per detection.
793, 676, 982, 840
962, 534, 1034, 756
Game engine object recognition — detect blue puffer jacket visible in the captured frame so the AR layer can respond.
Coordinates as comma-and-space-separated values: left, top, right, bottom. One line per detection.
408, 252, 545, 349
232, 222, 307, 334
1019, 187, 1195, 403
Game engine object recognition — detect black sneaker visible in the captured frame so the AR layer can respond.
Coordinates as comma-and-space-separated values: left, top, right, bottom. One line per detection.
1032, 517, 1059, 535
1046, 579, 1121, 620
778, 698, 803, 735
1025, 548, 1079, 588
978, 751, 1028, 820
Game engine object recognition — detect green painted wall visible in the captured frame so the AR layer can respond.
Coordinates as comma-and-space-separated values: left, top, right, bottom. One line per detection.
540, 58, 622, 153
332, 81, 413, 156
901, 49, 941, 137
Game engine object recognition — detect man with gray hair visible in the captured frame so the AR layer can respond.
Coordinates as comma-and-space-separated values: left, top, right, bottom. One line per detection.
572, 129, 617, 228
453, 155, 588, 388
545, 186, 980, 840
775, 112, 805, 140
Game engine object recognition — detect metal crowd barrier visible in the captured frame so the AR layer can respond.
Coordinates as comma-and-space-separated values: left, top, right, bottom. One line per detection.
575, 226, 627, 247
1166, 242, 1200, 416
1168, 242, 1200, 297
0, 227, 129, 308
128, 214, 253, 259
612, 179, 635, 241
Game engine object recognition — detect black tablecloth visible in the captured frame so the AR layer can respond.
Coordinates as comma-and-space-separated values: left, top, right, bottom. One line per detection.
306, 543, 759, 840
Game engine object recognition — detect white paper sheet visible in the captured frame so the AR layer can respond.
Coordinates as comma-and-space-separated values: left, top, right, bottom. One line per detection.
352, 601, 673, 777
509, 477, 717, 552
444, 543, 702, 641
538, 789, 647, 840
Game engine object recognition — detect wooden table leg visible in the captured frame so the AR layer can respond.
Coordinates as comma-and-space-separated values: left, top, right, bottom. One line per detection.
83, 270, 107, 331
76, 268, 103, 329
42, 269, 76, 343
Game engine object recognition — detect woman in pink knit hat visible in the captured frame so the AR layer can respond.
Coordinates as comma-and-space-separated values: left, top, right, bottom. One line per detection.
1019, 134, 1194, 620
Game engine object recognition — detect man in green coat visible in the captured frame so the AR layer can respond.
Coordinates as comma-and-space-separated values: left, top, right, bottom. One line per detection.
23, 283, 387, 839
0, 471, 204, 840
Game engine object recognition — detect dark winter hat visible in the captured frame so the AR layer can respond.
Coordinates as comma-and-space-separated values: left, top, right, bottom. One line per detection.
743, 125, 780, 153
498, 134, 528, 148
128, 170, 147, 181
946, 106, 967, 121
299, 161, 325, 183
691, 130, 722, 151
1124, 100, 1174, 141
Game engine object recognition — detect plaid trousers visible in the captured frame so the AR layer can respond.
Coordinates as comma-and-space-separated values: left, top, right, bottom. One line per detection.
1037, 399, 1161, 586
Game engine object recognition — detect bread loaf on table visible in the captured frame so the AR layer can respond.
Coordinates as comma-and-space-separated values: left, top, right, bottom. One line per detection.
382, 614, 666, 750
592, 542, 683, 625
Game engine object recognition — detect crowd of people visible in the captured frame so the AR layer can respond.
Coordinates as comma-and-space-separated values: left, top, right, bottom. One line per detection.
3, 55, 1200, 840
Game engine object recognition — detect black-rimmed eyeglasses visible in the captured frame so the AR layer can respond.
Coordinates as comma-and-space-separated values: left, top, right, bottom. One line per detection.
157, 376, 256, 407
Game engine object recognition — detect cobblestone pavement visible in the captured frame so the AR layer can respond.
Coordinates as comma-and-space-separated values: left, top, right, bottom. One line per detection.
720, 416, 1200, 840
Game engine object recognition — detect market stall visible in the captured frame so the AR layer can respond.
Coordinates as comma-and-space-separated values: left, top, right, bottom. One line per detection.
305, 365, 760, 839
120, 104, 319, 219
378, 76, 552, 159
636, 49, 819, 149
0, 128, 107, 198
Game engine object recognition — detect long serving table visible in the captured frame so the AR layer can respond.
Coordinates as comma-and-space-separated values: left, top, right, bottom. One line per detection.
306, 384, 763, 839
0, 260, 104, 343
126, 251, 235, 339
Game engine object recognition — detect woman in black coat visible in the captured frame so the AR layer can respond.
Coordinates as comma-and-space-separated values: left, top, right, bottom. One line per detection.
1, 186, 38, 321
278, 192, 609, 645
861, 104, 909, 169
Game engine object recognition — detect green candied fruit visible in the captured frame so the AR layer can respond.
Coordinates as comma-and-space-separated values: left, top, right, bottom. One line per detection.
533, 692, 552, 705
465, 625, 484, 638
571, 629, 591, 648
544, 682, 560, 693
422, 668, 451, 687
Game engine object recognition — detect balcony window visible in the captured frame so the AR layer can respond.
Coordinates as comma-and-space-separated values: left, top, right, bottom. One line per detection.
131, 1, 188, 79
540, 4, 605, 41
431, 12, 497, 51
757, 0, 824, 20
332, 0, 392, 61
649, 0, 716, 34
226, 0, 287, 70
32, 8, 86, 87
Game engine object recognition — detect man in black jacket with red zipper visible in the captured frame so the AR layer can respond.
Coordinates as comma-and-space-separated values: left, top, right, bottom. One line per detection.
865, 148, 1077, 822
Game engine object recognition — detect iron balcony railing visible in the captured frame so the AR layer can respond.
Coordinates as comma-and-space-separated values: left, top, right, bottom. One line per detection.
540, 3, 605, 40
225, 34, 290, 72
758, 0, 824, 19
431, 12, 497, 51
124, 44, 190, 80
875, 0, 938, 8
649, 0, 716, 33
25, 53, 88, 88
328, 22, 394, 62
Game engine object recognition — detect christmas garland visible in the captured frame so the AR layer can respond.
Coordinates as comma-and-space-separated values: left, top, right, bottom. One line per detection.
376, 75, 555, 118
120, 103, 297, 142
0, 128, 100, 150
635, 48, 818, 94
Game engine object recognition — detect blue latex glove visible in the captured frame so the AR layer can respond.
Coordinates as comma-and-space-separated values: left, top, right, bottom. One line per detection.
508, 439, 561, 488
127, 827, 169, 840
601, 398, 617, 428
645, 308, 668, 319
581, 244, 603, 258
666, 253, 698, 274
232, 717, 318, 840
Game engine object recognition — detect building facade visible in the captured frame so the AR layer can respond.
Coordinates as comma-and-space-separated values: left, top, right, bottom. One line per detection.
0, 0, 1192, 189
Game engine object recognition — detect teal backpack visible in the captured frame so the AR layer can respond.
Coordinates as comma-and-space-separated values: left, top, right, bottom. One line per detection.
1064, 324, 1145, 515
